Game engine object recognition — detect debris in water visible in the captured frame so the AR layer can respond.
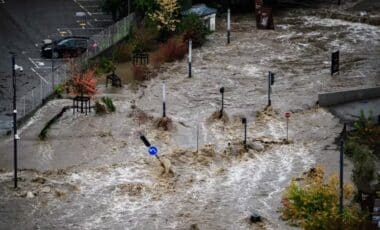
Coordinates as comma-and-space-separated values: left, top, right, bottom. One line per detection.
155, 117, 175, 131
31, 177, 46, 184
207, 110, 229, 124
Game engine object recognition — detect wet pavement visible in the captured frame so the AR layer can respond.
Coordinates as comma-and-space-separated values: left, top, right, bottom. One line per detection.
0, 0, 379, 229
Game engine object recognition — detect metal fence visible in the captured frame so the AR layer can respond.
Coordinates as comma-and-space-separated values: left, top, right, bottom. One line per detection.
14, 14, 135, 122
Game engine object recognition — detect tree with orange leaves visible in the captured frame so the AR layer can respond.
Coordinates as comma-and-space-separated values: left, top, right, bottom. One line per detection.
66, 69, 97, 96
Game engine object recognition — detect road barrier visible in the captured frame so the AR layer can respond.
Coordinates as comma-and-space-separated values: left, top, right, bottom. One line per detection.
318, 87, 380, 107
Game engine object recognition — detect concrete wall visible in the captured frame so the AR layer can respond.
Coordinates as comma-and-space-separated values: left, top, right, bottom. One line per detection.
318, 87, 380, 107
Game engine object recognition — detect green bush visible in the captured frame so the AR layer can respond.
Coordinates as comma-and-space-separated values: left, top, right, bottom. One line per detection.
54, 84, 64, 96
281, 166, 366, 229
345, 141, 376, 193
95, 58, 116, 75
133, 0, 157, 15
178, 13, 210, 48
101, 97, 116, 112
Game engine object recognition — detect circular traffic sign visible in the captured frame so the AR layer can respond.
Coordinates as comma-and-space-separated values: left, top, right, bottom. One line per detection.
148, 146, 158, 156
285, 112, 291, 118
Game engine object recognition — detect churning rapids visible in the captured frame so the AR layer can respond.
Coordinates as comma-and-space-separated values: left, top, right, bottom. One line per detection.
0, 1, 379, 229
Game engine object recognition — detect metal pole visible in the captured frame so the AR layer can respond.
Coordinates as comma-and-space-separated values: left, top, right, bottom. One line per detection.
52, 59, 55, 92
286, 118, 289, 141
40, 78, 43, 104
162, 83, 166, 117
227, 8, 231, 44
268, 72, 271, 106
188, 39, 192, 78
242, 118, 247, 148
339, 138, 344, 217
196, 123, 199, 153
12, 54, 18, 188
220, 87, 225, 117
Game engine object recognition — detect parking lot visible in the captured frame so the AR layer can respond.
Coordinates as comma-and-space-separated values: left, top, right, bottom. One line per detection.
0, 0, 115, 134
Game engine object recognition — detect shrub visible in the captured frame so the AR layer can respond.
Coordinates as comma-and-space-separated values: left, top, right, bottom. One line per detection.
151, 36, 187, 66
101, 97, 116, 112
66, 69, 97, 96
132, 64, 149, 81
54, 84, 64, 96
178, 13, 210, 47
134, 0, 157, 15
97, 58, 116, 74
346, 140, 376, 193
281, 165, 366, 229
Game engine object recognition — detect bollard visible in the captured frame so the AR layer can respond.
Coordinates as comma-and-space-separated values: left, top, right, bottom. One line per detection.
268, 71, 275, 106
162, 83, 166, 117
242, 118, 247, 148
227, 8, 231, 44
188, 39, 192, 78
219, 87, 225, 118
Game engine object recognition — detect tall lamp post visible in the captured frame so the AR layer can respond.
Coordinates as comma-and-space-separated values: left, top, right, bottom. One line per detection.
11, 54, 19, 188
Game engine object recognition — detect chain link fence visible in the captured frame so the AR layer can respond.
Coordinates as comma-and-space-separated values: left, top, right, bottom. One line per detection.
12, 14, 135, 126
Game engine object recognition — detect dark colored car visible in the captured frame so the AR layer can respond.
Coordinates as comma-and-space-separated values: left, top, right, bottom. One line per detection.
40, 36, 90, 58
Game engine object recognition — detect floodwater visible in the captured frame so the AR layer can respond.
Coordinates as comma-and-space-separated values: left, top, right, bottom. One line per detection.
0, 1, 379, 229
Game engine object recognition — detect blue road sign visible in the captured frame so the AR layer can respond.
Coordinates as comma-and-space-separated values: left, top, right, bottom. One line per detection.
148, 146, 158, 156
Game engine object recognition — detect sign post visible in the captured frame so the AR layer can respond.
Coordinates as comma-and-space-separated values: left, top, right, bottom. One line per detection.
140, 134, 159, 160
268, 71, 275, 106
188, 39, 192, 78
285, 112, 291, 141
219, 87, 225, 118
331, 50, 339, 76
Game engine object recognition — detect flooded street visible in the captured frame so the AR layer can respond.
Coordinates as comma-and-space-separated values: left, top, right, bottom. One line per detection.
0, 1, 379, 229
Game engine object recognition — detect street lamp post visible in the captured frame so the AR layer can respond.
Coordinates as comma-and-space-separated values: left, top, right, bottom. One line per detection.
11, 54, 19, 188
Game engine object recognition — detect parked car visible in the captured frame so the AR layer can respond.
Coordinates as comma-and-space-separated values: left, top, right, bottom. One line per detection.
40, 36, 91, 58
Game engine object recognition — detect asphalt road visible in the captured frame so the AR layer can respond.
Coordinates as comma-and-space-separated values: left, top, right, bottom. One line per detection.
0, 0, 113, 134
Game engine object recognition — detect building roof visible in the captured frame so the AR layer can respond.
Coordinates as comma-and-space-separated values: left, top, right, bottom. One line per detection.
182, 4, 217, 17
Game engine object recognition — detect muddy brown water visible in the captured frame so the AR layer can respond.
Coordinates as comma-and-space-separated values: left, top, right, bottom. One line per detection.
0, 1, 379, 229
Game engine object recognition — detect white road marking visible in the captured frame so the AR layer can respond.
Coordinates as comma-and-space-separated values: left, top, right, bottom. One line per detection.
31, 68, 50, 85
28, 57, 39, 68
90, 12, 105, 15
73, 0, 92, 16
94, 18, 112, 22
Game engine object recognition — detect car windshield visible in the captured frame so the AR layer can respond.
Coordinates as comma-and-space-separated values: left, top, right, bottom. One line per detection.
57, 39, 75, 47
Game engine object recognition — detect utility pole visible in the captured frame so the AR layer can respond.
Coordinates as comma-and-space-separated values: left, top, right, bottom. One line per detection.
11, 54, 19, 188
268, 71, 275, 106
